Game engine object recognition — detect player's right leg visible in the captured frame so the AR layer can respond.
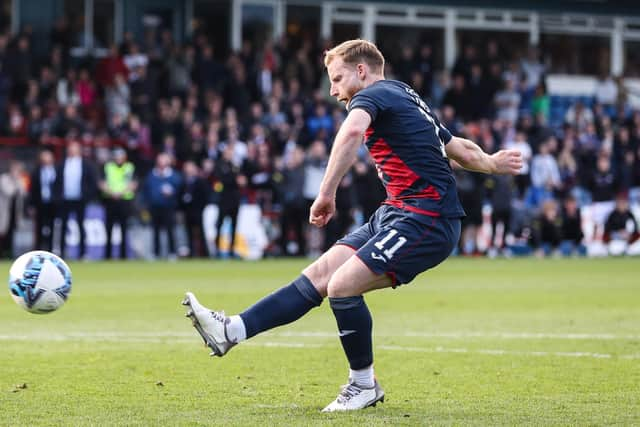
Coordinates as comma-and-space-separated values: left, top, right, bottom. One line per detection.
182, 244, 356, 357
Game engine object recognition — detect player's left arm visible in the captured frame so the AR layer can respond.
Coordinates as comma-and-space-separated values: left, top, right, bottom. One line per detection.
445, 136, 523, 175
310, 108, 371, 227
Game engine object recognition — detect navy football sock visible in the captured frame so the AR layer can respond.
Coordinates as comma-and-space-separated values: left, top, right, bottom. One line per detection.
239, 275, 322, 339
329, 296, 373, 371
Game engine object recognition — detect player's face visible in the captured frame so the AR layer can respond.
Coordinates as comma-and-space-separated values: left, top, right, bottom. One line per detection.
327, 58, 363, 106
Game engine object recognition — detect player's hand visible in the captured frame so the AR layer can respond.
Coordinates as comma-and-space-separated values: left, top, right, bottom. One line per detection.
309, 193, 336, 228
491, 150, 523, 175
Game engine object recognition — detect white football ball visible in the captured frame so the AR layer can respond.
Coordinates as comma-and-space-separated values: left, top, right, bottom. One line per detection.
8, 251, 72, 314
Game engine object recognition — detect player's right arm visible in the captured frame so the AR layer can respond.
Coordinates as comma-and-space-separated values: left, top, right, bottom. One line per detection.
309, 108, 371, 227
445, 136, 523, 175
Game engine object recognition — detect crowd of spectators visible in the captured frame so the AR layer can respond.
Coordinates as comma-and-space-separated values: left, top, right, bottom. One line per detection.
0, 24, 639, 259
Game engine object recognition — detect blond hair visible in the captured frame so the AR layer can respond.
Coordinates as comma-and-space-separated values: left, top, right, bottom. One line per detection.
324, 39, 385, 74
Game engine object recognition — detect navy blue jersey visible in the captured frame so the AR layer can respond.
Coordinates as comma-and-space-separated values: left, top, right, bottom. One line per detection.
349, 80, 465, 218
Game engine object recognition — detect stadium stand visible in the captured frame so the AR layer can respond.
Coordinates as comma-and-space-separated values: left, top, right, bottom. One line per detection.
1, 0, 639, 260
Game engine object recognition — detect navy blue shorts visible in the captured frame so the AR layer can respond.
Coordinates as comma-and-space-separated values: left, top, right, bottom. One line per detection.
335, 205, 461, 286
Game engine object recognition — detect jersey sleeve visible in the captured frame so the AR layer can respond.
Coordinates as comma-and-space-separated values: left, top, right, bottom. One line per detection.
348, 88, 384, 121
438, 125, 453, 144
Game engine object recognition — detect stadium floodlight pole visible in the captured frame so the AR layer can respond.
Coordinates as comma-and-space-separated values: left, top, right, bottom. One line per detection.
444, 9, 456, 69
10, 0, 19, 35
84, 0, 94, 52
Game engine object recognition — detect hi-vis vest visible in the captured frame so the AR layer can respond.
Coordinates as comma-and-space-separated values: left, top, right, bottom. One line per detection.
104, 162, 135, 200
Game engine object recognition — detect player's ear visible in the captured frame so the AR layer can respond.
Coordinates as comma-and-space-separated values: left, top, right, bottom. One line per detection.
356, 63, 366, 80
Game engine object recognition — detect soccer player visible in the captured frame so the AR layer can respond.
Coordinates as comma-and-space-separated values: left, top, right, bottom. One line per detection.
183, 39, 523, 412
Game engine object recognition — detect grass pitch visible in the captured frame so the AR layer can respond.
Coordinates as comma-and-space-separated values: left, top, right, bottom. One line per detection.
1, 257, 639, 426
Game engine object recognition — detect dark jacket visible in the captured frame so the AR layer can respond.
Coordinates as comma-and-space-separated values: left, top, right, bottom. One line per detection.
144, 167, 183, 209
29, 166, 57, 207
53, 158, 98, 203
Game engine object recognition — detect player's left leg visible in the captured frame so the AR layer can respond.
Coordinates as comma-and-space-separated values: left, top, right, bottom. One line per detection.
322, 213, 462, 412
321, 257, 392, 412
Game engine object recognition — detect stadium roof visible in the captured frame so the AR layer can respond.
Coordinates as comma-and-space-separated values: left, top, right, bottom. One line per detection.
336, 0, 640, 17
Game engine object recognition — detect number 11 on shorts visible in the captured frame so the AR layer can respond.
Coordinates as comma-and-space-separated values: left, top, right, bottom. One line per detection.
374, 229, 407, 260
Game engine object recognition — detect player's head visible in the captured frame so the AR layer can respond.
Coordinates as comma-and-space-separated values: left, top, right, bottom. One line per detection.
324, 39, 384, 106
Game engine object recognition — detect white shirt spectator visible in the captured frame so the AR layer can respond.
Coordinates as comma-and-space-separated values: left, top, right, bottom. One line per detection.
531, 153, 561, 188
303, 161, 326, 200
520, 58, 545, 90
105, 77, 130, 119
565, 104, 594, 131
63, 157, 82, 200
56, 79, 80, 107
494, 88, 521, 124
219, 140, 248, 168
595, 76, 617, 106
124, 53, 149, 81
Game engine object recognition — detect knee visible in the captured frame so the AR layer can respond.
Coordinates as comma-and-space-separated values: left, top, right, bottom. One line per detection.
326, 274, 351, 298
302, 263, 328, 298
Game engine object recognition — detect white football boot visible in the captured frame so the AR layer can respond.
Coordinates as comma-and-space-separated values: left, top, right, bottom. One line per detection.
321, 380, 385, 412
182, 292, 235, 357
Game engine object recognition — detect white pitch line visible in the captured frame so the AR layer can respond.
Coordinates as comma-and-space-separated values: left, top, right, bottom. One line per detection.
1, 330, 639, 340
274, 331, 640, 340
0, 333, 638, 360
378, 345, 616, 359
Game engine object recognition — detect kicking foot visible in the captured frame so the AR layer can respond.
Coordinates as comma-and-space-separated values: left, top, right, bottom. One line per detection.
182, 292, 236, 357
321, 380, 385, 412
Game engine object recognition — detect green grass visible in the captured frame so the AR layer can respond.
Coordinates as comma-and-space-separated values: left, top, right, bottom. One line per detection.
1, 258, 639, 426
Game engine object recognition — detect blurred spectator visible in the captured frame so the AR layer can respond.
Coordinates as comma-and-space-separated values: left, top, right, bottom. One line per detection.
96, 44, 128, 87
353, 158, 386, 220
531, 81, 550, 124
531, 137, 561, 192
306, 103, 333, 142
144, 153, 182, 260
442, 74, 470, 120
279, 145, 307, 256
494, 79, 520, 124
604, 193, 639, 255
520, 46, 545, 91
0, 161, 28, 257
100, 148, 137, 260
454, 164, 485, 255
303, 140, 328, 256
533, 199, 562, 256
6, 37, 33, 100
77, 69, 97, 108
54, 140, 98, 259
565, 101, 594, 132
488, 174, 516, 256
557, 137, 579, 196
196, 44, 225, 92
180, 161, 210, 258
54, 104, 84, 137
214, 144, 245, 257
452, 45, 476, 84
29, 150, 57, 252
468, 63, 491, 119
595, 73, 617, 107
105, 73, 130, 122
559, 195, 586, 256
416, 45, 434, 99
590, 155, 618, 203
123, 43, 149, 82
56, 69, 80, 107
